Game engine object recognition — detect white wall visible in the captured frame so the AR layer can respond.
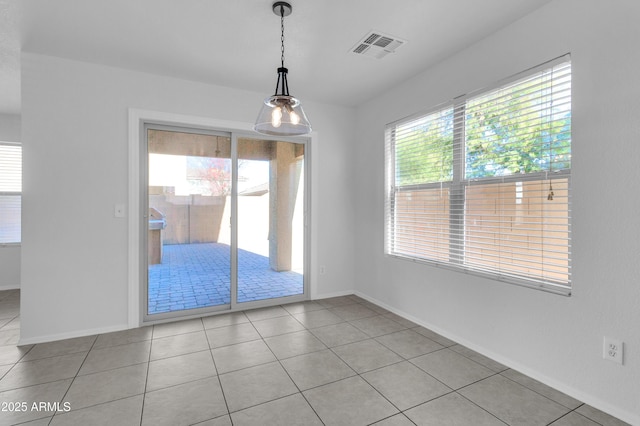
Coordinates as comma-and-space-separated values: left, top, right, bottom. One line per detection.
20, 53, 356, 342
0, 245, 20, 290
354, 0, 639, 423
0, 113, 20, 141
0, 113, 21, 290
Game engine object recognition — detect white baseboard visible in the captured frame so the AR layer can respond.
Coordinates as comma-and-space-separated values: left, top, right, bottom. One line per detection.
311, 290, 355, 300
18, 323, 130, 346
0, 284, 20, 291
353, 291, 639, 426
19, 291, 354, 346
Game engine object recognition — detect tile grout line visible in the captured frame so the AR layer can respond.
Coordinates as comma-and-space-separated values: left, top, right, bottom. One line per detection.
452, 388, 511, 426
49, 333, 100, 424
320, 319, 409, 422
202, 316, 233, 424
138, 321, 158, 426
451, 367, 574, 426
300, 301, 461, 425
0, 292, 629, 426
497, 370, 583, 411
239, 304, 326, 422
547, 404, 608, 426
267, 304, 328, 425
0, 310, 34, 384
335, 332, 460, 423
317, 301, 513, 425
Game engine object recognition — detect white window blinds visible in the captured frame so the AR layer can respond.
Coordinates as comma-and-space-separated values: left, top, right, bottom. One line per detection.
385, 55, 572, 294
0, 143, 22, 244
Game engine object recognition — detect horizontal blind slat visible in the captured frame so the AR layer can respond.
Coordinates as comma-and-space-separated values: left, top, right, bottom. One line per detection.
385, 59, 571, 291
0, 143, 22, 244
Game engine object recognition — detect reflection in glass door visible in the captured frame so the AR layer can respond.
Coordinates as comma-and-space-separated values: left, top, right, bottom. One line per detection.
146, 127, 232, 316
237, 138, 305, 303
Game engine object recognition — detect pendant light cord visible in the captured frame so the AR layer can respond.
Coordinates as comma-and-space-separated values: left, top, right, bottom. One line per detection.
270, 3, 292, 97
280, 6, 285, 68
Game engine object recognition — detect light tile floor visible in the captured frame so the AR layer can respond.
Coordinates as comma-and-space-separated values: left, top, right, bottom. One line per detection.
148, 243, 303, 314
0, 290, 631, 426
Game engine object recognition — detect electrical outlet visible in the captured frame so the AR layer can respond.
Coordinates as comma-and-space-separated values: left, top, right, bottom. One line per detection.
603, 337, 623, 365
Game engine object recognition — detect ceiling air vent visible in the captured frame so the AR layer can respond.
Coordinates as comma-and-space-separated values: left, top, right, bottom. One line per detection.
351, 31, 406, 59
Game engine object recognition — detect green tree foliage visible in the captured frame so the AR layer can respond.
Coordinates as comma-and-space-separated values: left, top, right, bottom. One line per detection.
465, 76, 571, 179
394, 68, 571, 185
395, 108, 454, 186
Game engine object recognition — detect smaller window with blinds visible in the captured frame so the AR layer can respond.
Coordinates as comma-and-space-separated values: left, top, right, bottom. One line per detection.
0, 142, 22, 244
385, 55, 572, 294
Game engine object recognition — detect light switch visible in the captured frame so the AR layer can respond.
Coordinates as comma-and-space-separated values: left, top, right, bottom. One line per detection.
114, 204, 126, 218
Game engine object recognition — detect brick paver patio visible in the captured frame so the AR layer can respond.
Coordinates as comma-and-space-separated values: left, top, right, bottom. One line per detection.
148, 243, 303, 314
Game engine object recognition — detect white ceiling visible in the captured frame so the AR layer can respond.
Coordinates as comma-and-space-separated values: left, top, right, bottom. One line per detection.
0, 0, 553, 114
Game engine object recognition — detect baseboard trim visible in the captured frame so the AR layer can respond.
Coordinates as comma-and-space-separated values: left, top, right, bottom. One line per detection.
19, 290, 353, 345
353, 291, 639, 426
0, 284, 20, 291
18, 323, 130, 346
312, 290, 355, 300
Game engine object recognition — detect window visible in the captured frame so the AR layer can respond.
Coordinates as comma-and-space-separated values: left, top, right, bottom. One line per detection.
0, 143, 22, 244
385, 55, 571, 294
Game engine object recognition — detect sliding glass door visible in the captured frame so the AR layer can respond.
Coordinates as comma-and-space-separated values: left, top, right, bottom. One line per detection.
146, 127, 232, 317
237, 138, 305, 303
143, 126, 307, 321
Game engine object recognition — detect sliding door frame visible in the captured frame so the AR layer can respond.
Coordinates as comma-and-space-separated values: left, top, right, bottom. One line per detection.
142, 123, 234, 323
231, 132, 310, 312
128, 109, 311, 327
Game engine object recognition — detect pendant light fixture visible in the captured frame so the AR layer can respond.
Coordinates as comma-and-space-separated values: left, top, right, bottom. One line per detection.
254, 1, 312, 136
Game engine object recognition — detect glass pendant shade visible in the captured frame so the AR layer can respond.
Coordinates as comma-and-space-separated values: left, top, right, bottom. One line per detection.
254, 2, 311, 136
255, 94, 311, 136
